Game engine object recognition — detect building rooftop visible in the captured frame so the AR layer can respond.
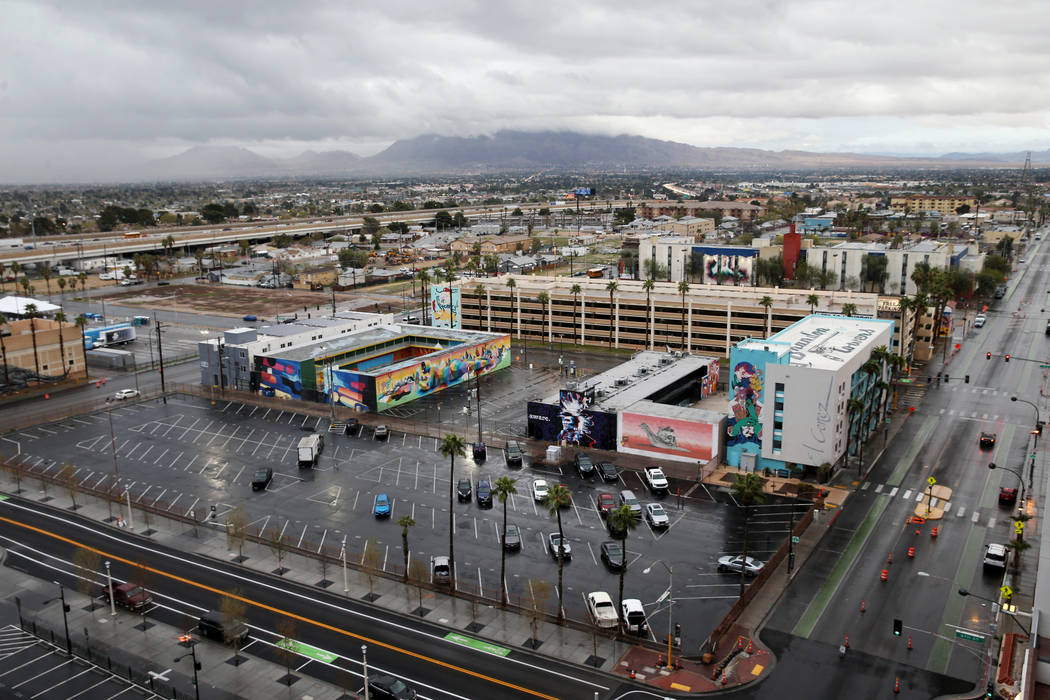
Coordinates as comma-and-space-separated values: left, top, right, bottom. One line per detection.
0, 295, 61, 316
741, 314, 895, 371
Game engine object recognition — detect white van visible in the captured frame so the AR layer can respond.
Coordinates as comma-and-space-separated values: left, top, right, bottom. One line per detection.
297, 433, 324, 467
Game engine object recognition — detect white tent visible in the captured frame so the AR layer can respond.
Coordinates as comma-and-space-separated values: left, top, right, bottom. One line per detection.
0, 295, 62, 316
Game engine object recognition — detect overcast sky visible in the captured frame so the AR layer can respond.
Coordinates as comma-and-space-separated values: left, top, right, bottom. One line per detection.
3, 0, 1050, 182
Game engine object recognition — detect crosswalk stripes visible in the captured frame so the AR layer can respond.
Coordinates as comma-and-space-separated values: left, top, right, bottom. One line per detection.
863, 479, 1009, 528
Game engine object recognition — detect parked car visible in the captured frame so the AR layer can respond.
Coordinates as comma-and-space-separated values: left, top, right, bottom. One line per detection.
373, 493, 392, 518
643, 467, 669, 493
983, 543, 1007, 570
596, 492, 616, 517
532, 479, 549, 502
586, 591, 619, 628
472, 441, 487, 461
645, 502, 670, 528
251, 468, 273, 491
600, 541, 625, 570
476, 478, 492, 508
979, 432, 996, 449
973, 314, 986, 328
197, 610, 250, 646
597, 461, 619, 483
374, 425, 389, 440
618, 489, 642, 517
717, 555, 765, 577
100, 581, 153, 612
456, 478, 472, 502
621, 598, 649, 634
242, 315, 257, 322
504, 440, 523, 467
999, 487, 1018, 505
548, 533, 572, 560
574, 453, 595, 477
431, 556, 450, 584
367, 674, 417, 699
502, 524, 522, 551
112, 389, 140, 400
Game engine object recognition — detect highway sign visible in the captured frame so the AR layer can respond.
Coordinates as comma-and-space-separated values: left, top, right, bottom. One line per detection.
955, 630, 984, 643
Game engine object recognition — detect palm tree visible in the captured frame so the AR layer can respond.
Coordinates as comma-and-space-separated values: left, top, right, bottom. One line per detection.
506, 277, 518, 338
730, 472, 767, 597
39, 266, 52, 301
642, 278, 655, 350
473, 284, 486, 332
19, 276, 31, 296
24, 303, 41, 383
806, 293, 820, 314
53, 311, 69, 377
57, 276, 67, 301
759, 295, 774, 336
542, 484, 573, 622
841, 303, 857, 317
609, 504, 639, 634
439, 433, 466, 594
163, 234, 176, 258
74, 314, 89, 380
605, 281, 618, 347
492, 476, 518, 606
418, 269, 431, 325
677, 280, 690, 350
537, 291, 550, 347
194, 249, 205, 277
10, 262, 22, 286
0, 264, 6, 293
77, 272, 87, 297
845, 397, 865, 470
0, 312, 9, 388
397, 515, 416, 582
570, 283, 582, 345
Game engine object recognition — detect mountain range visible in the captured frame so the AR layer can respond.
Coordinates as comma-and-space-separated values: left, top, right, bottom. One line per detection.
137, 131, 1044, 181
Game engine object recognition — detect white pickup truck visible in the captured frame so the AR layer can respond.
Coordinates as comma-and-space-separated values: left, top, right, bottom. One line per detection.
586, 591, 619, 629
644, 467, 669, 493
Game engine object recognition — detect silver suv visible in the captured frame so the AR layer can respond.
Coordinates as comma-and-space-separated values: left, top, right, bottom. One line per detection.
983, 543, 1007, 570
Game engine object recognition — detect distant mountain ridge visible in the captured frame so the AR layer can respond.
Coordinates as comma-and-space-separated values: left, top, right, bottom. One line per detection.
138, 131, 1040, 181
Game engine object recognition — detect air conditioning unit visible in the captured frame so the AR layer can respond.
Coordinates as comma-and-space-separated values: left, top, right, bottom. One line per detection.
658, 357, 672, 366
595, 389, 606, 397
637, 367, 649, 376
615, 378, 630, 387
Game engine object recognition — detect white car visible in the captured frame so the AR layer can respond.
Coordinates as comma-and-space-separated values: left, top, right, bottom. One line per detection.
645, 503, 670, 528
644, 467, 669, 493
548, 532, 572, 559
974, 314, 986, 328
621, 598, 648, 634
532, 479, 549, 502
112, 389, 140, 400
983, 543, 1007, 570
717, 555, 765, 577
586, 591, 619, 629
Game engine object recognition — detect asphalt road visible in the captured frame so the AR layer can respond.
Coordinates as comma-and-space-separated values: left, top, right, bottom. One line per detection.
763, 228, 1050, 691
0, 497, 626, 700
2, 389, 789, 651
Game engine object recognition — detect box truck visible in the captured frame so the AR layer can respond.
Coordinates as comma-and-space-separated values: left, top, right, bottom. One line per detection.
297, 434, 323, 467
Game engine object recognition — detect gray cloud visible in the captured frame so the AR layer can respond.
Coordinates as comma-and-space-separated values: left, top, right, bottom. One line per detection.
2, 0, 1050, 181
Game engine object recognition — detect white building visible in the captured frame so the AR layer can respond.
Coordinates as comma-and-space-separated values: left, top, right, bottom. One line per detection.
726, 315, 895, 472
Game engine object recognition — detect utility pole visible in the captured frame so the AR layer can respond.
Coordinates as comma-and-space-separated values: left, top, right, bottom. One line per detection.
154, 314, 166, 402
331, 287, 336, 317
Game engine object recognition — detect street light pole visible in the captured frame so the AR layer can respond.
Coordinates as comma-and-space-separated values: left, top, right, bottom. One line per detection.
362, 644, 370, 700
642, 560, 674, 668
958, 588, 1030, 636
45, 582, 71, 655
105, 561, 116, 616
175, 641, 201, 700
989, 462, 1026, 506
341, 536, 348, 594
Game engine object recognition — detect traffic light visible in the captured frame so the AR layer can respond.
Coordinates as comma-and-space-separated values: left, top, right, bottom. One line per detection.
965, 375, 970, 384
986, 352, 992, 360
1005, 354, 1011, 362
943, 374, 948, 383
1036, 422, 1044, 436
893, 618, 902, 636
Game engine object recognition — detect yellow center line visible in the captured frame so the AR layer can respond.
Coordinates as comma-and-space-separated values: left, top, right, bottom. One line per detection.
0, 513, 556, 700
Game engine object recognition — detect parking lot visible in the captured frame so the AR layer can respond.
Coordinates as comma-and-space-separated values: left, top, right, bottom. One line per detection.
4, 391, 793, 650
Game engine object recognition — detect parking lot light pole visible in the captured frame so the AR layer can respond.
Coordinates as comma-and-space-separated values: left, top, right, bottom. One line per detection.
341, 537, 348, 594
44, 582, 71, 655
123, 487, 134, 530
105, 561, 116, 616
642, 560, 673, 668
174, 639, 201, 700
361, 644, 369, 700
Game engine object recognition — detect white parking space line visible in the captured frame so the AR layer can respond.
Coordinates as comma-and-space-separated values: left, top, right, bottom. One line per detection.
279, 519, 290, 540
185, 455, 198, 472
221, 427, 238, 448
586, 541, 598, 566
167, 494, 183, 511
168, 451, 183, 469
249, 406, 258, 417
233, 465, 245, 483
139, 445, 154, 461
287, 412, 297, 425
238, 429, 254, 452
153, 448, 168, 465
860, 482, 870, 491
152, 487, 167, 505
206, 425, 225, 447
184, 497, 199, 516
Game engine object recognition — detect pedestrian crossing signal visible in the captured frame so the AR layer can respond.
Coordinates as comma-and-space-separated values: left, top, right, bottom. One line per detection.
893, 618, 902, 636
986, 352, 992, 360
1005, 354, 1011, 362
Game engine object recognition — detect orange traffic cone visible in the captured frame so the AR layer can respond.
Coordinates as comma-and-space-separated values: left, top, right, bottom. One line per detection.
894, 677, 900, 694
747, 638, 753, 655
629, 667, 635, 679
887, 552, 893, 564
861, 599, 866, 613
880, 569, 888, 582
844, 634, 849, 649
907, 546, 915, 558
931, 527, 938, 538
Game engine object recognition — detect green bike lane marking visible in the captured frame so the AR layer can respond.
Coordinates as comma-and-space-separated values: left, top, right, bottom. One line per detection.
276, 638, 339, 663
444, 632, 511, 657
792, 414, 938, 639
926, 524, 987, 674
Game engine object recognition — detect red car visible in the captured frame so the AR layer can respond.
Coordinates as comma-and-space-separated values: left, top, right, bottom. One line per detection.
597, 492, 616, 517
999, 487, 1018, 505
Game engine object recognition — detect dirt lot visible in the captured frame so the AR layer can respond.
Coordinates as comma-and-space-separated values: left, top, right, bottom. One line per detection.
99, 283, 414, 319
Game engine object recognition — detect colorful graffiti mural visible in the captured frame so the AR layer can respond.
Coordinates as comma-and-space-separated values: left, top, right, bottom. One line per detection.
526, 400, 617, 450
258, 357, 303, 399
430, 285, 461, 329
328, 368, 374, 412
726, 356, 764, 459
374, 335, 509, 410
701, 358, 719, 399
620, 412, 718, 462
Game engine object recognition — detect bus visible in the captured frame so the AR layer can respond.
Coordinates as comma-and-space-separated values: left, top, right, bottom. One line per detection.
123, 231, 143, 239
587, 267, 606, 279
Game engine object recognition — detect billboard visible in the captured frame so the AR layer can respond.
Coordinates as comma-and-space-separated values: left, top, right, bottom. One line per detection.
692, 246, 757, 286
526, 398, 616, 450
374, 335, 509, 411
430, 285, 461, 329
258, 356, 303, 400
327, 368, 375, 412
620, 412, 718, 463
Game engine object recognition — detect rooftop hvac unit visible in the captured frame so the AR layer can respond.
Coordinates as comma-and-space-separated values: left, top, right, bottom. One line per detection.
566, 381, 579, 391
658, 356, 672, 366
615, 377, 630, 387
636, 367, 649, 376
595, 389, 606, 397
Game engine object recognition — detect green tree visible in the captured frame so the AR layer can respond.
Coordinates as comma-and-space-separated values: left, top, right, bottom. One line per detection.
542, 484, 573, 622
74, 314, 89, 380
841, 303, 857, 317
642, 278, 655, 350
362, 217, 381, 236
506, 277, 518, 338
201, 203, 227, 224
39, 266, 52, 301
730, 472, 767, 597
846, 397, 865, 470
53, 311, 69, 376
0, 312, 9, 387
605, 281, 618, 347
806, 293, 820, 314
677, 280, 690, 349
759, 295, 774, 336
398, 515, 416, 582
24, 303, 41, 382
435, 210, 454, 230
493, 476, 518, 606
439, 433, 467, 594
537, 291, 550, 346
474, 284, 486, 332
570, 283, 582, 345
609, 504, 639, 634
418, 269, 431, 325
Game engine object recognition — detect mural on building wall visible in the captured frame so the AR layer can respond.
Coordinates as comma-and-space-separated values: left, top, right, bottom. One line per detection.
526, 400, 616, 450
726, 359, 764, 451
328, 368, 374, 412
258, 357, 303, 400
430, 285, 461, 329
620, 412, 717, 462
374, 336, 509, 410
701, 359, 719, 398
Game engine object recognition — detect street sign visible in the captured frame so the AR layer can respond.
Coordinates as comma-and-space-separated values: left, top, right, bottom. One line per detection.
1001, 585, 1013, 599
1015, 521, 1025, 535
655, 588, 671, 606
927, 477, 937, 486
955, 630, 985, 643
791, 536, 800, 544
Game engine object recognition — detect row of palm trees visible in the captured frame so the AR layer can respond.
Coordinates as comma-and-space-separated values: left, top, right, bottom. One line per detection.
843, 345, 907, 470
